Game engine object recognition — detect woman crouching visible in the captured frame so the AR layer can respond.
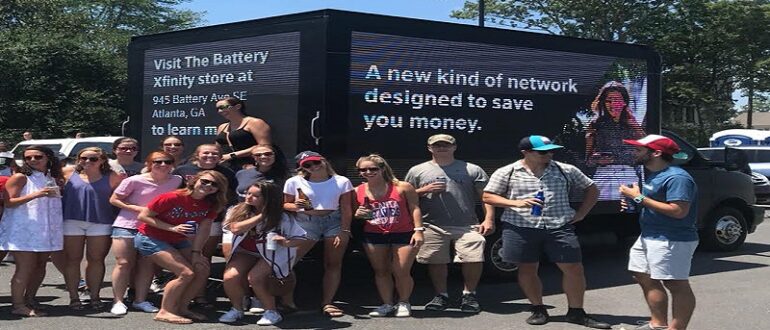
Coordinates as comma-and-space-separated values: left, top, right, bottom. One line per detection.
136, 170, 228, 324
220, 181, 306, 326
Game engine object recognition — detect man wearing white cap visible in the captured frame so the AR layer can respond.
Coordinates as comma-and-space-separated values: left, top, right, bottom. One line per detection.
620, 134, 698, 330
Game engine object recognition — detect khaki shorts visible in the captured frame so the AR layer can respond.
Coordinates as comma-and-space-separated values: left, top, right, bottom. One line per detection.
416, 224, 485, 264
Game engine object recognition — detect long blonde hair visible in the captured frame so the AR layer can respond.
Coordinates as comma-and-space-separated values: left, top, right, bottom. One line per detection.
355, 154, 398, 183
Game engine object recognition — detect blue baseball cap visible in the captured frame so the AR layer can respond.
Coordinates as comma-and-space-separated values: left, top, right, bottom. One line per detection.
518, 135, 564, 151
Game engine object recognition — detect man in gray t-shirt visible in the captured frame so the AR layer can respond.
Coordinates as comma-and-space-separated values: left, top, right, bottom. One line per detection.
404, 134, 494, 313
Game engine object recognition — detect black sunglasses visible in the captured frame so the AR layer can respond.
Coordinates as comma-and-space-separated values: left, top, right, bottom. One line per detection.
199, 178, 219, 188
117, 147, 137, 152
152, 159, 174, 165
358, 167, 380, 173
215, 104, 233, 110
535, 150, 554, 155
24, 155, 45, 161
79, 156, 100, 162
252, 152, 275, 157
302, 160, 323, 169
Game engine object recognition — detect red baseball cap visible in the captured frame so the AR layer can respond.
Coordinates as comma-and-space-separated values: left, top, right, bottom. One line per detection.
623, 134, 680, 155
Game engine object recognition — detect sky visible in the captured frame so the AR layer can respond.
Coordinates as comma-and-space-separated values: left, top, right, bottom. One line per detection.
178, 0, 746, 109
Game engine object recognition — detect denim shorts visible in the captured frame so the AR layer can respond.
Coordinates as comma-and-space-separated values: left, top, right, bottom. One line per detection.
294, 210, 341, 240
501, 222, 582, 264
363, 231, 414, 246
111, 227, 138, 239
134, 233, 192, 256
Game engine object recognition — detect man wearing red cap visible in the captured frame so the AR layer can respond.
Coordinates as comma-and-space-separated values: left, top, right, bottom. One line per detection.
620, 134, 698, 330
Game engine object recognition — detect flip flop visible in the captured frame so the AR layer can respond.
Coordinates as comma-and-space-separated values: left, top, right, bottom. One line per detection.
322, 304, 344, 318
154, 315, 193, 325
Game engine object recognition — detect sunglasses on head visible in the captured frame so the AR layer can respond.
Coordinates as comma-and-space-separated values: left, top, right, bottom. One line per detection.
24, 155, 45, 161
163, 143, 182, 147
152, 159, 174, 165
117, 146, 137, 152
301, 160, 322, 169
252, 152, 275, 157
79, 156, 100, 162
199, 178, 218, 188
358, 167, 380, 173
215, 104, 232, 110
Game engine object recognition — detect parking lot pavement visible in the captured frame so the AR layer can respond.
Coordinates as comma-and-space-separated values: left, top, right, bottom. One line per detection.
2, 224, 770, 329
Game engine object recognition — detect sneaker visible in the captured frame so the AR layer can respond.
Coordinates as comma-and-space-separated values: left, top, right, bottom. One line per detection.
368, 304, 395, 317
395, 302, 411, 317
526, 305, 550, 325
78, 289, 91, 301
256, 310, 282, 326
77, 278, 87, 291
460, 293, 481, 313
219, 307, 245, 323
110, 301, 128, 315
565, 311, 611, 329
248, 296, 265, 313
149, 278, 163, 293
634, 322, 668, 330
132, 301, 160, 313
424, 294, 449, 311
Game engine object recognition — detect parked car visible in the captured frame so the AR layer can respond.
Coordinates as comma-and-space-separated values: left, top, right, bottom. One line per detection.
698, 146, 770, 178
12, 136, 124, 166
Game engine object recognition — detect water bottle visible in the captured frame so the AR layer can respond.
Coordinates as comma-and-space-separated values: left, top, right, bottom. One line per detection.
185, 221, 198, 235
622, 183, 637, 213
531, 190, 544, 216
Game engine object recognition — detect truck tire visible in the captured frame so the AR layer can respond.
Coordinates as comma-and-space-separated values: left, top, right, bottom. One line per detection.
483, 231, 518, 281
699, 207, 748, 252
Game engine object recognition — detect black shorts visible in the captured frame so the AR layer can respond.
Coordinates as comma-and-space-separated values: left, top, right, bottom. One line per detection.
501, 222, 582, 263
363, 231, 413, 246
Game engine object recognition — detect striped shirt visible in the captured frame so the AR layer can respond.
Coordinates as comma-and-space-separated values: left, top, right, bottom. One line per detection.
484, 160, 594, 229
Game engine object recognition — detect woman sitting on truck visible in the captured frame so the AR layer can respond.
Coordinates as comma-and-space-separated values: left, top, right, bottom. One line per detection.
282, 151, 353, 318
136, 170, 228, 325
215, 96, 272, 171
353, 154, 424, 317
584, 81, 646, 200
219, 181, 306, 326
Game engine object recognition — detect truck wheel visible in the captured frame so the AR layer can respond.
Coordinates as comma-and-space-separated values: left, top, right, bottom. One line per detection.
483, 231, 517, 281
700, 207, 748, 252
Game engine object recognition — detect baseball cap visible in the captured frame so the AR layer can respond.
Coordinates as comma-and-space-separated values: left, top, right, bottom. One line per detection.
295, 150, 324, 166
518, 135, 564, 151
623, 134, 680, 155
427, 134, 456, 145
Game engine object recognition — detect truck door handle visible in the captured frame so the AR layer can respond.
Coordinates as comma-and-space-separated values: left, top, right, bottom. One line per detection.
311, 111, 321, 146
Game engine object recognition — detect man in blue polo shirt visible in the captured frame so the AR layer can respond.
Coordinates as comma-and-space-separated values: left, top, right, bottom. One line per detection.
620, 135, 698, 330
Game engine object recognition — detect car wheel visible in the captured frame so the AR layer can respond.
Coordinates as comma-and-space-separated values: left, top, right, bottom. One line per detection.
483, 231, 517, 281
700, 206, 748, 252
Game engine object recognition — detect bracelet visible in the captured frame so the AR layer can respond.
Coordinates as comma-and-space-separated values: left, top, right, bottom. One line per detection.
229, 152, 237, 159
413, 227, 426, 232
341, 229, 352, 236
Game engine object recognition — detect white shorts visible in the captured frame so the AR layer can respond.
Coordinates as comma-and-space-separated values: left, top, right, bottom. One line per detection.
63, 220, 113, 237
210, 221, 223, 236
221, 227, 233, 245
628, 236, 698, 280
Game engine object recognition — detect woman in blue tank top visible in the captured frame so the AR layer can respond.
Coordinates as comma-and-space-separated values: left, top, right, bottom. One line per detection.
58, 147, 122, 310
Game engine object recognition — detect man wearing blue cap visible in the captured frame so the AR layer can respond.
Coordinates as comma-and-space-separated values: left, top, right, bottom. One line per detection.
483, 135, 609, 329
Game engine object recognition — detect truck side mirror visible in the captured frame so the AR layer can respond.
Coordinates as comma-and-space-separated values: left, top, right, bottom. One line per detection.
724, 147, 750, 174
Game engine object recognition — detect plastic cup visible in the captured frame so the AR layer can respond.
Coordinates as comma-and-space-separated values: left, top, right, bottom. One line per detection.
266, 232, 278, 250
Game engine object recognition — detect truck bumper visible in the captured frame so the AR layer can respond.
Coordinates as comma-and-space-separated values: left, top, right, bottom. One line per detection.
748, 205, 766, 233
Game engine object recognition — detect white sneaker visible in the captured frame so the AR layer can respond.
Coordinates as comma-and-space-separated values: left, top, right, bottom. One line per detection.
368, 304, 395, 317
248, 296, 265, 313
395, 302, 411, 317
131, 301, 159, 313
149, 279, 163, 293
219, 307, 245, 323
257, 310, 282, 326
110, 301, 128, 315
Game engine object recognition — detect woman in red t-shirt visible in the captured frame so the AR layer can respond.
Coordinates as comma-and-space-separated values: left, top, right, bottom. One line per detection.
136, 170, 228, 325
353, 154, 424, 317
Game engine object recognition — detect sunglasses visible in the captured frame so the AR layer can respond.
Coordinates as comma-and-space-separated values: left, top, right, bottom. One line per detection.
215, 104, 232, 110
24, 155, 45, 161
79, 156, 101, 162
117, 147, 137, 152
252, 152, 275, 157
358, 167, 380, 173
152, 159, 174, 165
163, 143, 183, 147
301, 160, 322, 169
199, 178, 219, 188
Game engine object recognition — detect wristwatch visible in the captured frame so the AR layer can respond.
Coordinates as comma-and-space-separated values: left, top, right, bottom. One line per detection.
633, 195, 646, 204
229, 152, 237, 159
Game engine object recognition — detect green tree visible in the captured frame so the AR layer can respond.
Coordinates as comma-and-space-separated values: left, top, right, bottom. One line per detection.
0, 0, 201, 145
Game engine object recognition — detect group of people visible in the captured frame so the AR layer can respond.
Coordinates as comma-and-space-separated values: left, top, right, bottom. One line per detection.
0, 95, 698, 330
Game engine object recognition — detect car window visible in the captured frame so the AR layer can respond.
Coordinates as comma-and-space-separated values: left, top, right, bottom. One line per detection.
662, 133, 695, 165
746, 149, 770, 163
698, 149, 723, 161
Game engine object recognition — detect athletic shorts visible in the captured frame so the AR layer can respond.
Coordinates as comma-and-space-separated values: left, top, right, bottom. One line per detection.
501, 223, 582, 264
363, 231, 413, 246
416, 224, 485, 264
628, 236, 698, 280
63, 220, 113, 236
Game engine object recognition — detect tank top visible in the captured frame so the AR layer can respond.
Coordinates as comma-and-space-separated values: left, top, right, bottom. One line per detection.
355, 183, 414, 234
215, 121, 258, 170
62, 172, 116, 224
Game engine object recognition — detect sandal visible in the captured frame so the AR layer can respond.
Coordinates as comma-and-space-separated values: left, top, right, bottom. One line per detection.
12, 305, 46, 317
154, 315, 193, 324
322, 304, 344, 318
26, 299, 48, 311
69, 299, 86, 311
191, 297, 215, 309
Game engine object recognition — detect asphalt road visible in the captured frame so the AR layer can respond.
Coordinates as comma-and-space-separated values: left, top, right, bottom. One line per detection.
2, 223, 770, 330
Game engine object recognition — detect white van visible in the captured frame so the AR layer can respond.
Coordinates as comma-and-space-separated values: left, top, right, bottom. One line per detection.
12, 136, 124, 166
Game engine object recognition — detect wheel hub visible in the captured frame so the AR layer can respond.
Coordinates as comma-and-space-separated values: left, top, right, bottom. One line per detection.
715, 216, 743, 245
491, 238, 517, 272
